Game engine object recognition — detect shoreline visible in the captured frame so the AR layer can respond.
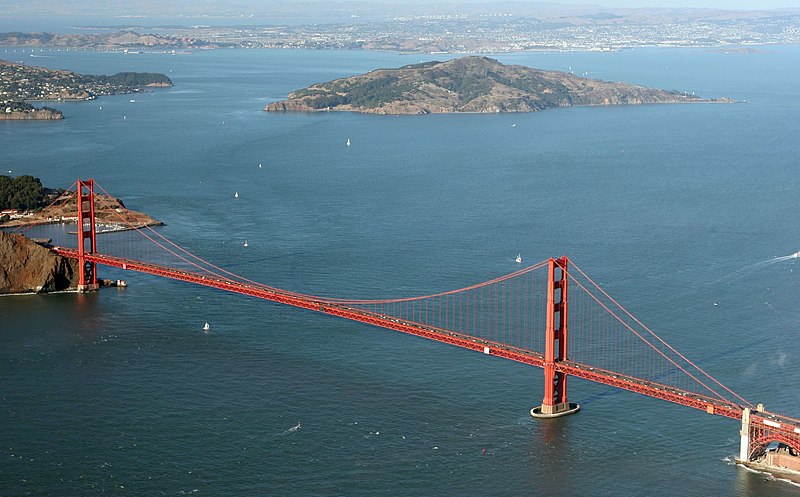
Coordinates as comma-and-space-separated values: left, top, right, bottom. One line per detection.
1, 218, 163, 230
265, 98, 738, 115
738, 461, 800, 486
0, 288, 79, 297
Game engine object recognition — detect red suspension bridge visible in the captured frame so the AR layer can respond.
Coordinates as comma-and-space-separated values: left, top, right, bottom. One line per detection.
11, 178, 800, 471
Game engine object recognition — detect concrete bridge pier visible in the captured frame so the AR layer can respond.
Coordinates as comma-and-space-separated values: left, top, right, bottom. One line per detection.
739, 407, 751, 462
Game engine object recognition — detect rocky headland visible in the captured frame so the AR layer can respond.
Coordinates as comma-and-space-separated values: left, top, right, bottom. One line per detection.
0, 192, 163, 230
1, 175, 162, 230
265, 56, 729, 115
1, 102, 63, 120
0, 231, 77, 294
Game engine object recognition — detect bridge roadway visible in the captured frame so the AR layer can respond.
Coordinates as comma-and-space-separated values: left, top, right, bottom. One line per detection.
55, 248, 800, 445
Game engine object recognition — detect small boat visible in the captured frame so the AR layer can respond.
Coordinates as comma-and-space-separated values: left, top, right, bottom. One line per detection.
515, 254, 522, 263
258, 163, 262, 168
129, 99, 135, 103
234, 192, 239, 198
203, 322, 210, 331
243, 240, 248, 247
346, 138, 351, 146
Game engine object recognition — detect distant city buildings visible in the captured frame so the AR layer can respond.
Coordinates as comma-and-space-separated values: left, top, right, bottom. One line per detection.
1, 11, 799, 54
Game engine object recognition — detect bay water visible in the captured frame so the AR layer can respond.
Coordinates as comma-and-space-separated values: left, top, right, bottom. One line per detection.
2, 46, 800, 496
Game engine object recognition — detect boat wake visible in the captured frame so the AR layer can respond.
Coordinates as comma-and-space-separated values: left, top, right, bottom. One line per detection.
716, 250, 800, 284
276, 422, 301, 436
763, 251, 800, 264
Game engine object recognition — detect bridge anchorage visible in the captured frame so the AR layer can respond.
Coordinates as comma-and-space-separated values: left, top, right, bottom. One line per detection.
33, 178, 800, 482
738, 406, 800, 477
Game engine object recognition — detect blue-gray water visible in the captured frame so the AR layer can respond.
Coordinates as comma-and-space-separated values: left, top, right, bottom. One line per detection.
2, 46, 800, 496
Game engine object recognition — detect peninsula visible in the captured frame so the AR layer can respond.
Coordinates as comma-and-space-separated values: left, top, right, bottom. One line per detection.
265, 56, 723, 115
0, 175, 162, 230
0, 175, 162, 294
0, 59, 173, 119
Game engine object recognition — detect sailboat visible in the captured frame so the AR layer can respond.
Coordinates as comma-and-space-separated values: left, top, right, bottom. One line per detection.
515, 254, 522, 263
258, 162, 262, 168
203, 322, 210, 331
346, 138, 351, 146
234, 192, 239, 198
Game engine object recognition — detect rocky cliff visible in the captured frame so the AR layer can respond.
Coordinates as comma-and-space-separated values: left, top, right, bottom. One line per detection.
0, 231, 77, 294
265, 56, 728, 115
0, 108, 63, 120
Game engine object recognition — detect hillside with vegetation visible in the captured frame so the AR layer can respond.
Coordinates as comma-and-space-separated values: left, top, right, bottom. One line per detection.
0, 175, 52, 213
265, 56, 727, 115
0, 175, 161, 229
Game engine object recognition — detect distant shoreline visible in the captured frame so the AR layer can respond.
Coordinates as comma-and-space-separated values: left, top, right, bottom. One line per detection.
265, 98, 738, 115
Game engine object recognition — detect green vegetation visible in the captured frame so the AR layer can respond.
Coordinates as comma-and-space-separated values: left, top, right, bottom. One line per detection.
297, 76, 418, 109
0, 175, 48, 211
84, 72, 173, 87
343, 77, 417, 108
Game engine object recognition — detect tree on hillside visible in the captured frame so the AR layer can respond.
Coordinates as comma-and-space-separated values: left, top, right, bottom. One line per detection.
0, 175, 46, 210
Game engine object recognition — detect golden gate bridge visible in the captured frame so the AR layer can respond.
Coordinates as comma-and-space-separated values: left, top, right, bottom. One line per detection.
12, 178, 800, 474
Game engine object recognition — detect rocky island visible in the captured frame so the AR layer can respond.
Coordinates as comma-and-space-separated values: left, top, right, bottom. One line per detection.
265, 56, 726, 115
0, 59, 173, 119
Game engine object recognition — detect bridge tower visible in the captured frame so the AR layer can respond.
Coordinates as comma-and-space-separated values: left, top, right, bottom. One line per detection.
76, 178, 99, 292
531, 256, 580, 418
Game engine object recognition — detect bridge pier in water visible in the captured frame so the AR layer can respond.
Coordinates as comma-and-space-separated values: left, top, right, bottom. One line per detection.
76, 178, 99, 292
531, 257, 580, 419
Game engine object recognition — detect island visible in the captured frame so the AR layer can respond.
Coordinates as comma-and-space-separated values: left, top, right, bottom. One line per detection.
0, 59, 173, 120
265, 56, 728, 115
